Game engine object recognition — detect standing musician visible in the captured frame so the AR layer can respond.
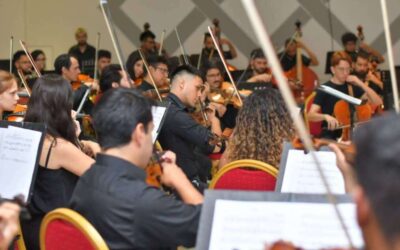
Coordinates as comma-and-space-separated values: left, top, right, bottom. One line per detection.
341, 31, 384, 63
307, 51, 382, 140
70, 88, 203, 249
31, 50, 46, 75
241, 48, 273, 83
158, 65, 223, 192
96, 49, 112, 78
20, 74, 100, 250
200, 32, 237, 68
0, 202, 21, 250
54, 54, 98, 114
0, 71, 19, 120
95, 64, 131, 103
68, 27, 96, 74
278, 38, 319, 72
137, 55, 169, 93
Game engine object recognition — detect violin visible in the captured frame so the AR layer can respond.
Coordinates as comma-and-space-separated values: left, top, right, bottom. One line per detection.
284, 21, 318, 104
72, 74, 93, 90
292, 136, 355, 165
6, 104, 27, 122
145, 151, 169, 188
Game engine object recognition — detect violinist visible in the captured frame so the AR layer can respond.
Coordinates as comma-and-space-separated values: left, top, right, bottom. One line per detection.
12, 50, 34, 80
200, 32, 237, 68
137, 55, 168, 93
96, 49, 112, 78
125, 49, 144, 84
70, 88, 203, 249
0, 70, 19, 120
0, 201, 21, 250
330, 113, 400, 250
341, 31, 384, 63
158, 65, 223, 192
20, 74, 100, 250
278, 38, 319, 72
68, 27, 96, 74
241, 48, 272, 83
54, 54, 98, 114
31, 49, 46, 75
95, 64, 131, 103
307, 51, 382, 140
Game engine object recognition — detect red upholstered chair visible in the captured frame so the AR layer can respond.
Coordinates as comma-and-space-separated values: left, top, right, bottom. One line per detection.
209, 159, 278, 191
304, 92, 322, 137
40, 208, 108, 250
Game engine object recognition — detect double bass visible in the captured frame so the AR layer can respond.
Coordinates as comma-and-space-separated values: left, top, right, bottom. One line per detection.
284, 21, 318, 104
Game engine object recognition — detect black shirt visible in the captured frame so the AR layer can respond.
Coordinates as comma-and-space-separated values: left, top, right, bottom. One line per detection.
278, 52, 311, 72
68, 44, 96, 75
70, 154, 201, 250
313, 81, 364, 139
137, 79, 155, 92
158, 93, 215, 179
199, 48, 232, 69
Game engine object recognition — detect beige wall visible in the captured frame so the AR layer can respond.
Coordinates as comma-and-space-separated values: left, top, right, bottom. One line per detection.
1, 0, 400, 82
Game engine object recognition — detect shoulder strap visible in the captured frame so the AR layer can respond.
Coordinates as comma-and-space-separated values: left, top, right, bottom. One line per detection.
44, 139, 56, 169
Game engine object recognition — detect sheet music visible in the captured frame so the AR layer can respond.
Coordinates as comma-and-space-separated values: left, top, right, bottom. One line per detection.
0, 126, 42, 202
209, 200, 363, 250
281, 149, 345, 194
151, 106, 167, 143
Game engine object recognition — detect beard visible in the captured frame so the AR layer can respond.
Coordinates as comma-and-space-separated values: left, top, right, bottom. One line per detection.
353, 70, 367, 81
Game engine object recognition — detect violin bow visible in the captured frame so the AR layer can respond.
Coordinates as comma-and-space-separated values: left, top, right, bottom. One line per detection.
9, 36, 13, 74
159, 29, 166, 56
207, 26, 243, 106
99, 0, 132, 87
19, 40, 41, 77
175, 27, 190, 65
17, 69, 31, 97
380, 0, 399, 112
241, 0, 354, 248
138, 49, 162, 101
76, 32, 101, 114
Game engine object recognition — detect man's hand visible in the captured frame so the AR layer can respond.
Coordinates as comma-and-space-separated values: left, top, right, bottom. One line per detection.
0, 202, 20, 250
324, 114, 339, 130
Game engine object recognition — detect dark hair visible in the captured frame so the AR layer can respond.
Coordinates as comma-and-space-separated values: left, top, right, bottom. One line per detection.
97, 49, 111, 60
250, 48, 265, 60
31, 50, 45, 61
354, 112, 400, 245
92, 88, 153, 149
202, 59, 223, 76
204, 32, 212, 43
126, 51, 142, 80
143, 55, 168, 76
99, 64, 122, 93
171, 64, 204, 83
12, 50, 27, 72
140, 30, 156, 42
24, 74, 78, 145
285, 38, 297, 47
54, 54, 72, 75
355, 51, 370, 62
341, 32, 358, 45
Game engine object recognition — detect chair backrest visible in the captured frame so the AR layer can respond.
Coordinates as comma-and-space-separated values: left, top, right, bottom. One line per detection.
13, 224, 26, 250
209, 159, 278, 191
304, 91, 322, 137
40, 208, 109, 250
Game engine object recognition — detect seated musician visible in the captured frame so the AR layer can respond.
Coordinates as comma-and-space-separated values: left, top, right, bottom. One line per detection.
12, 50, 34, 80
96, 49, 112, 78
241, 48, 272, 83
278, 38, 319, 72
137, 55, 169, 93
95, 64, 131, 103
307, 51, 382, 140
20, 74, 99, 250
200, 32, 237, 67
70, 88, 203, 249
330, 113, 400, 250
158, 65, 223, 191
0, 71, 19, 120
341, 31, 384, 63
203, 59, 238, 133
54, 54, 98, 114
31, 50, 47, 75
219, 89, 294, 169
126, 49, 144, 83
0, 202, 21, 250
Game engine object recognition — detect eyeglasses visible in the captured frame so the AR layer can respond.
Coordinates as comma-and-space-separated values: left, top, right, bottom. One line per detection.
336, 67, 351, 73
155, 67, 169, 74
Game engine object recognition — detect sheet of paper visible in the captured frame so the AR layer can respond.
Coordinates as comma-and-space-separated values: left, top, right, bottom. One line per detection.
281, 149, 345, 194
0, 126, 42, 202
209, 199, 363, 250
151, 106, 167, 143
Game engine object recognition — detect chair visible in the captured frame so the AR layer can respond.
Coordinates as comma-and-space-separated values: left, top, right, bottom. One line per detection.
13, 225, 26, 250
40, 208, 108, 250
304, 92, 322, 137
209, 159, 278, 191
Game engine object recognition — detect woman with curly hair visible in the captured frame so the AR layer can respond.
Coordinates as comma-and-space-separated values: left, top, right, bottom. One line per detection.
219, 89, 295, 169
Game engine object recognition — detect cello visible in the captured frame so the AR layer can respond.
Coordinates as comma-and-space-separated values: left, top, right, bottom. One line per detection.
284, 21, 318, 104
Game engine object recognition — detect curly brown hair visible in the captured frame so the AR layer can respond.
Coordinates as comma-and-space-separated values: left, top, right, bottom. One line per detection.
227, 89, 294, 167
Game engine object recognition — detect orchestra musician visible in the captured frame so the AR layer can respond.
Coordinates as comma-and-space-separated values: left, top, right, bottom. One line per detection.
278, 38, 319, 72
341, 31, 384, 63
95, 64, 132, 103
137, 55, 169, 93
12, 50, 34, 81
31, 50, 46, 75
200, 32, 237, 68
241, 48, 273, 83
96, 49, 112, 78
126, 48, 144, 84
20, 74, 100, 250
68, 27, 96, 74
0, 70, 19, 120
0, 202, 21, 250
